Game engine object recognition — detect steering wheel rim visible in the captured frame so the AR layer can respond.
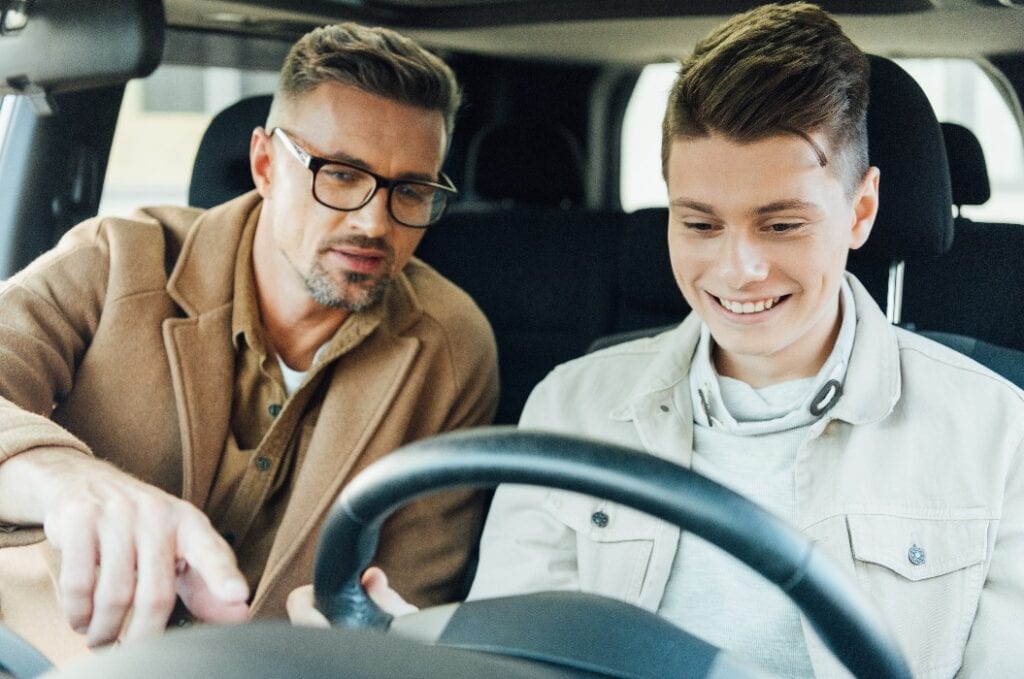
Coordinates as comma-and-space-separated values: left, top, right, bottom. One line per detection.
314, 426, 912, 679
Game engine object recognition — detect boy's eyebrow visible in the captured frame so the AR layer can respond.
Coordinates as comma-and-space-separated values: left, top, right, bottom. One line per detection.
670, 198, 823, 216
669, 198, 717, 214
754, 199, 822, 215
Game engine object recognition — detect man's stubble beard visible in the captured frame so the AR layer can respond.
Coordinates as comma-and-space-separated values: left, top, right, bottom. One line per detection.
303, 256, 394, 312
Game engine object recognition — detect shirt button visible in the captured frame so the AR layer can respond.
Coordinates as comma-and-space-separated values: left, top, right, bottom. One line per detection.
255, 456, 272, 472
659, 404, 670, 413
908, 544, 926, 565
591, 511, 609, 528
268, 404, 282, 417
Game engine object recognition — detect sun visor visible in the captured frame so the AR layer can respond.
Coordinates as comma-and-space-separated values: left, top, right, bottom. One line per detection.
0, 0, 164, 113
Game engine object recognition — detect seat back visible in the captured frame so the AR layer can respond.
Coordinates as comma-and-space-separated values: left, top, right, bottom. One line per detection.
417, 117, 622, 424
417, 208, 621, 424
901, 122, 1024, 352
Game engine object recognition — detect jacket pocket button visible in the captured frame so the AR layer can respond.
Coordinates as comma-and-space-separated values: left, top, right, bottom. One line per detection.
591, 511, 609, 528
908, 544, 926, 565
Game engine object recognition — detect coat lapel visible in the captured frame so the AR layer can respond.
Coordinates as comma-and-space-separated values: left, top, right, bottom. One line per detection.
162, 193, 259, 508
162, 312, 234, 508
252, 332, 420, 608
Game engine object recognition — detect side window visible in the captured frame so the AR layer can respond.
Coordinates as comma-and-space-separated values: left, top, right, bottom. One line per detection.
620, 63, 676, 212
621, 58, 1024, 224
99, 64, 278, 217
0, 95, 11, 151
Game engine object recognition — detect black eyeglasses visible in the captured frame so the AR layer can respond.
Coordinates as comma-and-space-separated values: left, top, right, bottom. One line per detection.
272, 127, 457, 228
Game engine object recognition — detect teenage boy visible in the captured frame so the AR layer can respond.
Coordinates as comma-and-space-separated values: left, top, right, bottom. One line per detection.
308, 4, 1023, 676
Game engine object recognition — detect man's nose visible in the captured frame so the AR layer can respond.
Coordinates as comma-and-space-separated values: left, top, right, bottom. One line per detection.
346, 187, 393, 238
717, 229, 769, 287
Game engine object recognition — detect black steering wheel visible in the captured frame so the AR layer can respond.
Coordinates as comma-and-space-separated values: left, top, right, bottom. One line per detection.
313, 427, 912, 679
27, 427, 911, 678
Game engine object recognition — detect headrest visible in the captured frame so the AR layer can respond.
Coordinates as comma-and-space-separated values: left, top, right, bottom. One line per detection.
941, 122, 991, 208
858, 55, 954, 261
464, 121, 585, 209
189, 94, 272, 209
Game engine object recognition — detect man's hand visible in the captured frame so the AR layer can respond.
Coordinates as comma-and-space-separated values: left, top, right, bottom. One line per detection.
287, 567, 418, 627
0, 448, 250, 647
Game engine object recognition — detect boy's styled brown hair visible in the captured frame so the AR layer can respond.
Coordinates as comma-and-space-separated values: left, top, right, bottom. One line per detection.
662, 2, 870, 195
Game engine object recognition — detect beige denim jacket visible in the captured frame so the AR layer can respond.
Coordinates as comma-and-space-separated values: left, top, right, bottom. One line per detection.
469, 275, 1024, 678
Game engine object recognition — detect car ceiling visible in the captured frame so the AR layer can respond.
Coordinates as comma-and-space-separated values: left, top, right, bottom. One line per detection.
162, 0, 1024, 63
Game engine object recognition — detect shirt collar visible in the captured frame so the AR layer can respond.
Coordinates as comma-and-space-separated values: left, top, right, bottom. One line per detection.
229, 203, 391, 366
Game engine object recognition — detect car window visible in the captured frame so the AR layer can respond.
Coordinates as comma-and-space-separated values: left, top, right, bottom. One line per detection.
621, 58, 1024, 224
99, 64, 278, 217
0, 95, 11, 152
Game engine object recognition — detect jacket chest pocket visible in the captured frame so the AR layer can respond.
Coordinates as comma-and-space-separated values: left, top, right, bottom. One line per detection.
847, 514, 990, 677
544, 492, 661, 604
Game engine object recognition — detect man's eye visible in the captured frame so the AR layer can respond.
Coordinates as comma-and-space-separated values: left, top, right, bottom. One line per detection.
322, 167, 360, 183
395, 183, 434, 203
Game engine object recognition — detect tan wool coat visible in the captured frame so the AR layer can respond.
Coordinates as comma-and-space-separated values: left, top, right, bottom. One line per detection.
0, 191, 499, 662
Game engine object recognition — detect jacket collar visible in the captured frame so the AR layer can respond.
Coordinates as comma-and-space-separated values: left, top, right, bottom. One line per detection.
612, 273, 901, 428
827, 273, 901, 425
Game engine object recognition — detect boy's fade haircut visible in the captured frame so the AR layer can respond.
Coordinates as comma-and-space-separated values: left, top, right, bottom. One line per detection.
269, 22, 461, 138
661, 2, 870, 196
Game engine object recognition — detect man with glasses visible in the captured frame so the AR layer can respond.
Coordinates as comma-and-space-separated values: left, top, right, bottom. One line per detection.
0, 23, 498, 661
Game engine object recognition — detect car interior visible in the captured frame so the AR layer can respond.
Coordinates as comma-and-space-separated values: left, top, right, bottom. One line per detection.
1, 0, 1023, 676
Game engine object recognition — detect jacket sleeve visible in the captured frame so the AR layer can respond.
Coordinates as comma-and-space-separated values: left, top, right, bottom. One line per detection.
958, 431, 1024, 675
0, 220, 111, 545
467, 372, 582, 600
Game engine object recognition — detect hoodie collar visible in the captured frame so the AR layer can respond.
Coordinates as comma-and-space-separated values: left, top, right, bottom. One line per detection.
610, 273, 900, 428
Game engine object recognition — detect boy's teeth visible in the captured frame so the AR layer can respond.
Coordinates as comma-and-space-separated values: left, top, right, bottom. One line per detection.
720, 297, 779, 314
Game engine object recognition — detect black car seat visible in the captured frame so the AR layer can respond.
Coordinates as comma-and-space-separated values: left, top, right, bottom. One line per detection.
416, 121, 623, 424
843, 55, 954, 320
461, 120, 586, 209
188, 93, 272, 208
901, 122, 1024, 355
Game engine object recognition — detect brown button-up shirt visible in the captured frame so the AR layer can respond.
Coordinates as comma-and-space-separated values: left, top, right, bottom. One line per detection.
205, 207, 385, 591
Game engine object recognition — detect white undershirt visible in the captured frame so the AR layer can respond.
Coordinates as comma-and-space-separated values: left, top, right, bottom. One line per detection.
657, 280, 856, 677
275, 344, 327, 396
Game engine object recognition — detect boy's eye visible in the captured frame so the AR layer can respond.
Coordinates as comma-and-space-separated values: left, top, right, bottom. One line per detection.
768, 223, 802, 233
685, 222, 716, 231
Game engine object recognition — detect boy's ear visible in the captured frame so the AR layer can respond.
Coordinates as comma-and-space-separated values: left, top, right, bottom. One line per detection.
849, 166, 880, 250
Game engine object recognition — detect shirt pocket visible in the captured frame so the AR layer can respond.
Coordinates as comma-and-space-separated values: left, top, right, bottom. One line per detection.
544, 491, 660, 603
847, 514, 989, 677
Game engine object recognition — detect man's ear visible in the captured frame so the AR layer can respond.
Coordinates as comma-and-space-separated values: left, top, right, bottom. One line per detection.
250, 127, 273, 198
848, 166, 880, 250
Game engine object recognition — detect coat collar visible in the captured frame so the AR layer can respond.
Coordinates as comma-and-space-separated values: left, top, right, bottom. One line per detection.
165, 191, 259, 317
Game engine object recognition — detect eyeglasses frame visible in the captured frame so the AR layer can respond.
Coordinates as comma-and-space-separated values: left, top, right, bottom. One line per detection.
270, 127, 457, 228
